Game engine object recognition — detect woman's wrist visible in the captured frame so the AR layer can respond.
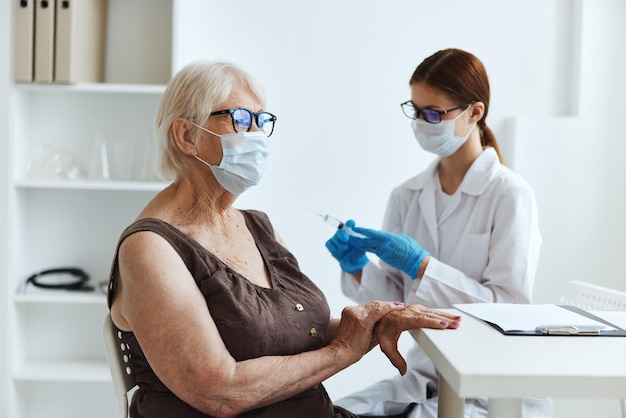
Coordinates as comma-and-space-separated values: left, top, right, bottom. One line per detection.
350, 269, 363, 284
324, 339, 358, 371
416, 256, 430, 279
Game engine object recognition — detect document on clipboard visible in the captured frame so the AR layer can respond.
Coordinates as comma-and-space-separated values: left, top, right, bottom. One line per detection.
453, 303, 626, 337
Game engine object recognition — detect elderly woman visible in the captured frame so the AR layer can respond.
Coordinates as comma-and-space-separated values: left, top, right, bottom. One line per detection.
107, 60, 460, 418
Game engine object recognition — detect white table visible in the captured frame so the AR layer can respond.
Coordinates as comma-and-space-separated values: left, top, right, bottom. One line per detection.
410, 310, 626, 418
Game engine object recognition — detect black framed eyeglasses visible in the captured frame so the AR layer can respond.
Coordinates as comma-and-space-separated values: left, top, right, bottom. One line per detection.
209, 107, 277, 137
400, 101, 470, 124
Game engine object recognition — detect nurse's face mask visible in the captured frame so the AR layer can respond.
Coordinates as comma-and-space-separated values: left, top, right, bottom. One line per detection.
411, 105, 476, 157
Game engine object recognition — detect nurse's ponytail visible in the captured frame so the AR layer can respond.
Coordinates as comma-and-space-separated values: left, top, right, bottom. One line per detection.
410, 48, 505, 164
479, 122, 504, 164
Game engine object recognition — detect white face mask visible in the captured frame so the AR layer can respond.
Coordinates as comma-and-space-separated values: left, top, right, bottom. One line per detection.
192, 124, 269, 195
411, 106, 475, 157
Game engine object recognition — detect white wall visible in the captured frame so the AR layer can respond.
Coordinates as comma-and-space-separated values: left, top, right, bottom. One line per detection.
513, 0, 626, 303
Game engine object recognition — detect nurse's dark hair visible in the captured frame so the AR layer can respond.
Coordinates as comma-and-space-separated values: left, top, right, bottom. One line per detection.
410, 48, 504, 164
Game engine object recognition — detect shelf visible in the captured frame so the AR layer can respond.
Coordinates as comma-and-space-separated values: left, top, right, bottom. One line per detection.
14, 292, 107, 305
5, 0, 174, 416
15, 180, 168, 192
13, 360, 111, 382
14, 82, 166, 95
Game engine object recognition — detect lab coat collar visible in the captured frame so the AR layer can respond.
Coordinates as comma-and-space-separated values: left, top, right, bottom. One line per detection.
407, 147, 500, 196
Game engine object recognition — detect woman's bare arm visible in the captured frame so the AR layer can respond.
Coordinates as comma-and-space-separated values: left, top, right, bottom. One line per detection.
111, 231, 404, 418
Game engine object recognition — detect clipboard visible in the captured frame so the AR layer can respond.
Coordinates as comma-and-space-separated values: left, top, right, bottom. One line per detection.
454, 303, 626, 337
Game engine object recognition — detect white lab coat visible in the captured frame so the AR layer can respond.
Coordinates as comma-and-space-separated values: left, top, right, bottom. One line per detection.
336, 148, 552, 418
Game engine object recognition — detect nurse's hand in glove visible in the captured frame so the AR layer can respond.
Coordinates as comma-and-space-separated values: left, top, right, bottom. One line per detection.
375, 304, 461, 375
349, 226, 429, 280
325, 220, 369, 274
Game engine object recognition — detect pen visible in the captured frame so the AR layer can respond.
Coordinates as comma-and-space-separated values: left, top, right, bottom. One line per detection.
535, 325, 604, 335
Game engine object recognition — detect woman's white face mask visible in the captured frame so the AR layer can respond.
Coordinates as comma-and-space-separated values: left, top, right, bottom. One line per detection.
192, 123, 269, 195
411, 106, 475, 157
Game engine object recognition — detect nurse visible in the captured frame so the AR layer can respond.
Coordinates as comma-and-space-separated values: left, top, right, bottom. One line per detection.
325, 48, 552, 418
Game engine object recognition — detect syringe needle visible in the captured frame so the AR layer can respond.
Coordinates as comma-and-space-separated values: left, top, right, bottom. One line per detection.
307, 209, 341, 229
307, 208, 366, 237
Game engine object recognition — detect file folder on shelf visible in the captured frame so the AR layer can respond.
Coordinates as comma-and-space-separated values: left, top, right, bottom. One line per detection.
34, 0, 56, 83
54, 0, 107, 83
454, 303, 626, 337
14, 0, 35, 82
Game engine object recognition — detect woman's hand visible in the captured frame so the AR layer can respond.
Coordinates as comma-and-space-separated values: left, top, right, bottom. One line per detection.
328, 301, 406, 366
325, 220, 369, 274
375, 305, 461, 375
348, 227, 429, 280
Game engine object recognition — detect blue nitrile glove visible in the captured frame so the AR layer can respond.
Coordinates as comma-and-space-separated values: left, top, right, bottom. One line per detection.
325, 220, 369, 274
349, 226, 429, 280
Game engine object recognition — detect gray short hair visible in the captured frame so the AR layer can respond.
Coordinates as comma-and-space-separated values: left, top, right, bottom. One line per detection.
155, 60, 266, 181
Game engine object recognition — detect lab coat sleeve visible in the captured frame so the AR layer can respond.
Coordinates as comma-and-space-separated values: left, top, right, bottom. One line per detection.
340, 261, 405, 304
411, 184, 541, 307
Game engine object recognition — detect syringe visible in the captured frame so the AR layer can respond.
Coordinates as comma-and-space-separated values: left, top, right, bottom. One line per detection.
317, 212, 345, 229
309, 209, 365, 237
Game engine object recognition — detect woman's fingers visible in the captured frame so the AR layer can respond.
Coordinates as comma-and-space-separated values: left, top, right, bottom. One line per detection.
377, 305, 461, 333
374, 305, 461, 374
405, 305, 462, 328
377, 331, 407, 375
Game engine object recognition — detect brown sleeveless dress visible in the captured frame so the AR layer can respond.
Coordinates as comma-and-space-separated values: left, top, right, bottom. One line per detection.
107, 210, 357, 418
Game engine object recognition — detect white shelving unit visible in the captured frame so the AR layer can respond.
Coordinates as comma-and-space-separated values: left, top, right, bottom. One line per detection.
3, 1, 177, 417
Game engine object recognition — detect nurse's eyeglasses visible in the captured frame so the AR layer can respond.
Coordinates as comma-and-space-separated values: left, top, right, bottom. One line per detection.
209, 107, 277, 137
400, 101, 471, 124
